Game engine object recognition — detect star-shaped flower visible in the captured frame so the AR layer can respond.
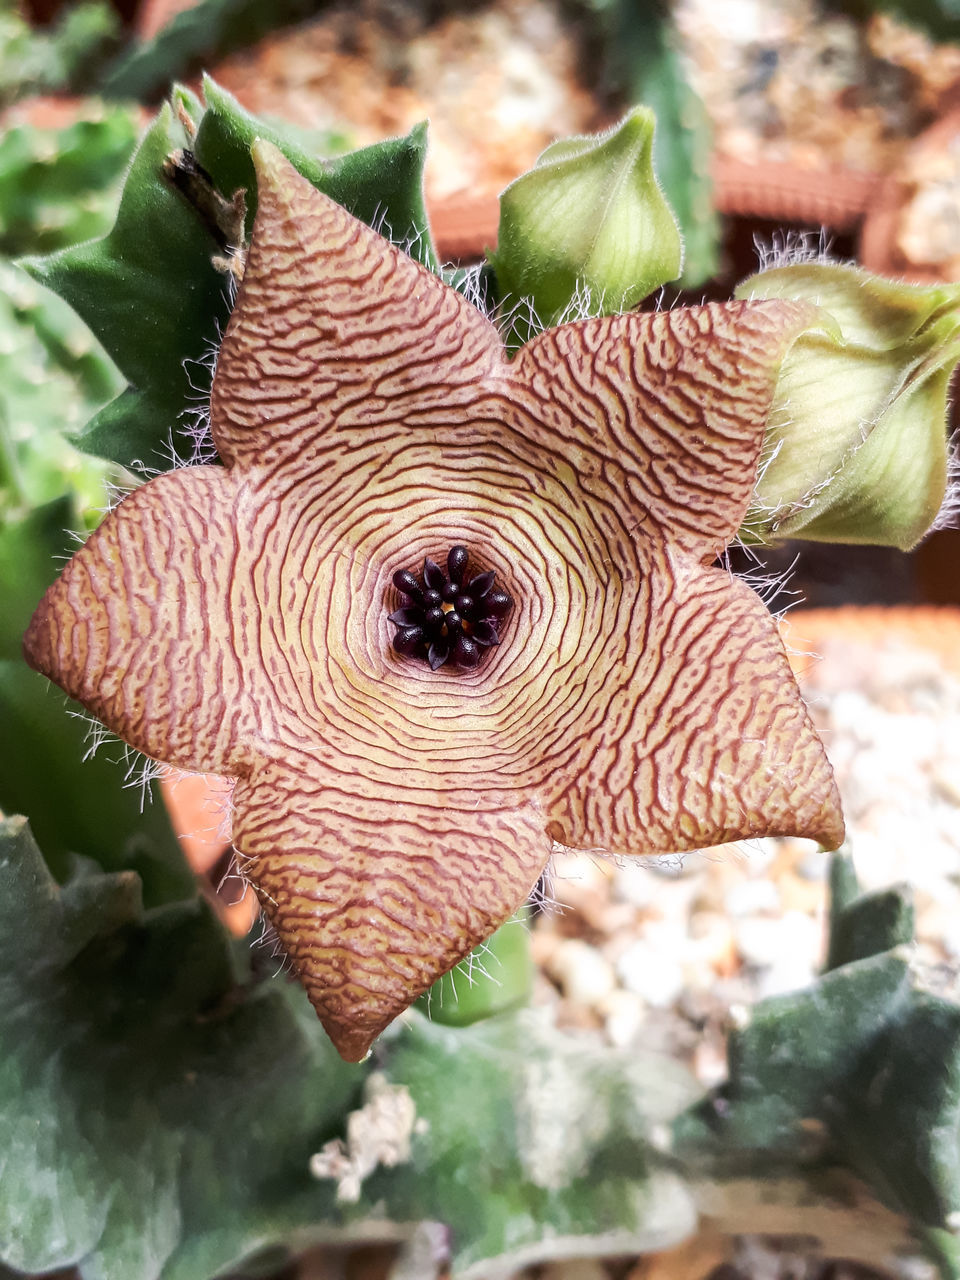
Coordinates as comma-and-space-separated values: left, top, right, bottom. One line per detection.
24, 142, 843, 1061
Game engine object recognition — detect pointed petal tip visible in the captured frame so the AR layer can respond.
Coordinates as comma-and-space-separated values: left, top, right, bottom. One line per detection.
249, 137, 288, 181
322, 1017, 383, 1064
249, 139, 306, 211
814, 804, 846, 853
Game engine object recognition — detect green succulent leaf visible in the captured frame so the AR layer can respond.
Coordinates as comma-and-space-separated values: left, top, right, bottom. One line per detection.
0, 815, 362, 1280
354, 1013, 699, 1277
21, 100, 226, 471
840, 987, 960, 1227
678, 850, 960, 1233
193, 78, 436, 268
825, 854, 914, 971
677, 951, 914, 1156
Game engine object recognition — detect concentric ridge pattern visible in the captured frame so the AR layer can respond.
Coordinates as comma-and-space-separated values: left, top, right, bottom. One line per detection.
24, 141, 844, 1061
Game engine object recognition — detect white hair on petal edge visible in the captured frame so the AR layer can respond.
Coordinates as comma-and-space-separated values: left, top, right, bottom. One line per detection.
367, 201, 390, 241
62, 705, 164, 812
494, 292, 545, 344
119, 742, 164, 812
530, 848, 565, 916
443, 261, 488, 315
554, 278, 609, 327
419, 924, 519, 1017
66, 706, 113, 761
933, 432, 960, 532
215, 849, 252, 908
251, 912, 292, 978
751, 228, 838, 273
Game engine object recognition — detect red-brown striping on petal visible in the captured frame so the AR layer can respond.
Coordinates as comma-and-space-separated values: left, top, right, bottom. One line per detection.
23, 467, 255, 777
503, 300, 820, 562
231, 766, 550, 1060
543, 562, 844, 855
210, 139, 505, 474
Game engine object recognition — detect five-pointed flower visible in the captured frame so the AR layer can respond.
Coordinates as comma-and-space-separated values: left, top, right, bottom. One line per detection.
24, 141, 844, 1061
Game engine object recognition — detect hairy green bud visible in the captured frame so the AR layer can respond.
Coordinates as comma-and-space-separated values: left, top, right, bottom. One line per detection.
490, 107, 683, 330
737, 261, 960, 550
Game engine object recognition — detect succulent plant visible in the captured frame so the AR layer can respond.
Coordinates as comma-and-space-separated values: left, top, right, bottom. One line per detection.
22, 79, 435, 472
0, 812, 697, 1280
676, 850, 960, 1261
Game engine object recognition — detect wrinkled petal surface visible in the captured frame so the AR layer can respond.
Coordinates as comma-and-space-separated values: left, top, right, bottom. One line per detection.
232, 764, 549, 1059
24, 142, 844, 1060
24, 466, 255, 777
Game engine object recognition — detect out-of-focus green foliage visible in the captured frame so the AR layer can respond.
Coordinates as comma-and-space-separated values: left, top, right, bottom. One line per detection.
0, 107, 137, 257
0, 102, 139, 521
0, 2, 120, 106
0, 258, 120, 521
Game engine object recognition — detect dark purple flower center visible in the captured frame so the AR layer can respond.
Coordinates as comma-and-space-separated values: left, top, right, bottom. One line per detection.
389, 545, 514, 670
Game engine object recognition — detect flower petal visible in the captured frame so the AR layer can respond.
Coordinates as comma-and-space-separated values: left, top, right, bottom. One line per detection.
23, 467, 254, 776
230, 768, 550, 1060
210, 141, 503, 470
503, 300, 819, 561
543, 563, 844, 854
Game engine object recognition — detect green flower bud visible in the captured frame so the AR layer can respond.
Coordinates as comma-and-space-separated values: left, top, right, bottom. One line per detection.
489, 107, 684, 332
736, 261, 960, 551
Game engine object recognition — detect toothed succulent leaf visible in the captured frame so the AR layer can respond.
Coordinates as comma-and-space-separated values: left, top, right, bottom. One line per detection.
677, 852, 960, 1232
193, 78, 436, 268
